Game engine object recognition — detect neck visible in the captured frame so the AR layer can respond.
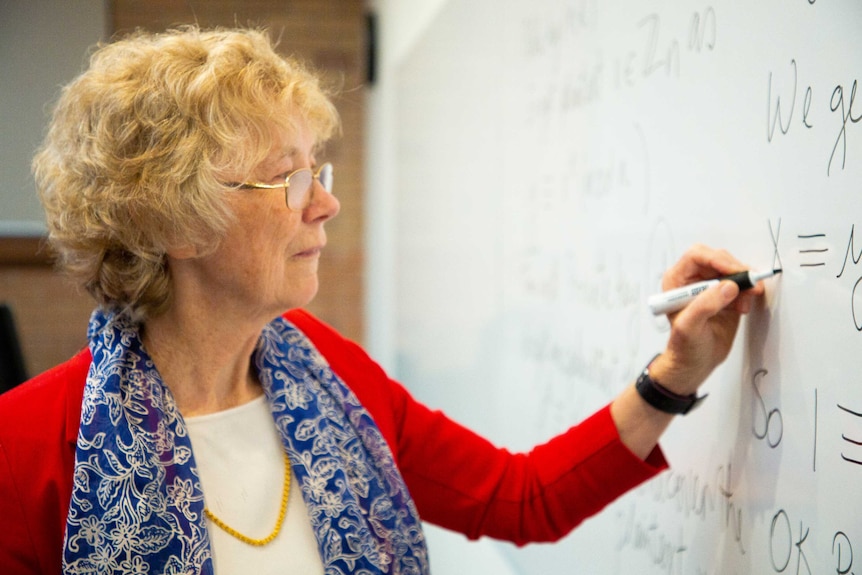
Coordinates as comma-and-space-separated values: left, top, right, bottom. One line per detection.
142, 304, 269, 417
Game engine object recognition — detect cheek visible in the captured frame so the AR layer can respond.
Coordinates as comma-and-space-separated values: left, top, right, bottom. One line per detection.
241, 217, 302, 280
232, 200, 295, 249
221, 197, 303, 270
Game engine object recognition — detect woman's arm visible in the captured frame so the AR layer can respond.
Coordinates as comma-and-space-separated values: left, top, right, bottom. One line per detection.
289, 245, 763, 544
289, 309, 666, 545
611, 244, 763, 459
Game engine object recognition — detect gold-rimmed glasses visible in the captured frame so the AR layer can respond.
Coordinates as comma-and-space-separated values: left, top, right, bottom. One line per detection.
234, 162, 333, 211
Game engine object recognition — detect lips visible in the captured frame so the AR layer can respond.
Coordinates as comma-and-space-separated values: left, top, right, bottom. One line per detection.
293, 244, 324, 258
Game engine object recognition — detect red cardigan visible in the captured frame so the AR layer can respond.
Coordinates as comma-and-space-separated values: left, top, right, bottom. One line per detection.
0, 309, 666, 574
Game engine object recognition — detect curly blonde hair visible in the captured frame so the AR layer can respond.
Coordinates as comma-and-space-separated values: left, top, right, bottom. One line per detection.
32, 26, 339, 320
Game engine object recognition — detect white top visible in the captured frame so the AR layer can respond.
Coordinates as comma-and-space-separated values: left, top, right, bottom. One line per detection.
185, 395, 325, 575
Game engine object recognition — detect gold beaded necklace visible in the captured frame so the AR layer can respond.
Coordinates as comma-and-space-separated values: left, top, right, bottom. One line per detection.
203, 451, 291, 547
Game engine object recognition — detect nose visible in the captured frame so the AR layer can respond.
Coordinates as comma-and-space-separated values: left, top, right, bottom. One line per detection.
303, 178, 340, 223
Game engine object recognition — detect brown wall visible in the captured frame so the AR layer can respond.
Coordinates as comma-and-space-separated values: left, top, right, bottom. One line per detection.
1, 1, 367, 379
0, 239, 93, 376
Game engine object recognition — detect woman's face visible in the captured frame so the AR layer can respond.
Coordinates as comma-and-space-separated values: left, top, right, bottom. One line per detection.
179, 116, 340, 320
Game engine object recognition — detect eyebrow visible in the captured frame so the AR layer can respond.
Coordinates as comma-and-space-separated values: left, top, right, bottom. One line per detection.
264, 142, 320, 177
258, 148, 297, 177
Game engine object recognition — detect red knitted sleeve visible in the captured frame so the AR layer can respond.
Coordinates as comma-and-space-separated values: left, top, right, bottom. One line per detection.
286, 309, 667, 545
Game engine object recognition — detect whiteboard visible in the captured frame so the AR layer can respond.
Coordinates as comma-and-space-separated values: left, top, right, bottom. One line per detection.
392, 0, 862, 573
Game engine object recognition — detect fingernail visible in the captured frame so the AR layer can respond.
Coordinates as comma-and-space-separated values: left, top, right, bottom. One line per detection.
720, 281, 737, 299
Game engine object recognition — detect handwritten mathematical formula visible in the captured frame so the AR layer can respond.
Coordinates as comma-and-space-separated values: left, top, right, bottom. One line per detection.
770, 218, 862, 331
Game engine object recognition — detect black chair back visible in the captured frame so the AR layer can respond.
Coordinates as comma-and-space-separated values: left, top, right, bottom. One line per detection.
0, 303, 28, 394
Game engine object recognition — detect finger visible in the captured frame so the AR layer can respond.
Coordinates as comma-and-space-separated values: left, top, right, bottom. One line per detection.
734, 292, 752, 314
663, 244, 748, 290
708, 248, 750, 277
673, 280, 740, 329
732, 287, 765, 314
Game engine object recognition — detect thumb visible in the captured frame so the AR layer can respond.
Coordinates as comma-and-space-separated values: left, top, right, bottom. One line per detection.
676, 280, 739, 325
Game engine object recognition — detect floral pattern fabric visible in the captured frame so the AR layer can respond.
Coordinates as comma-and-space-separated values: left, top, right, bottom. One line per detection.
63, 308, 429, 574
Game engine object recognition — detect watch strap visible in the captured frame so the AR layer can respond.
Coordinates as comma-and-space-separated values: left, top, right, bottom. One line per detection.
635, 355, 706, 415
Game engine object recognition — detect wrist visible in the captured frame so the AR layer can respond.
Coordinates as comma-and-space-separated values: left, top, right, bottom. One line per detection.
635, 354, 707, 416
646, 353, 699, 396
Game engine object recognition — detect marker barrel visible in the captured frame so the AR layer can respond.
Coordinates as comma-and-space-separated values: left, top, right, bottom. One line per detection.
647, 279, 720, 315
648, 268, 780, 316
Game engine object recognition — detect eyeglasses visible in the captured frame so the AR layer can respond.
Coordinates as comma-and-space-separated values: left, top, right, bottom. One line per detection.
233, 162, 333, 211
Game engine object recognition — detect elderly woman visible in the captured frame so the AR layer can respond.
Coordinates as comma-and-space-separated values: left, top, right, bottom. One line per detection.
0, 27, 760, 575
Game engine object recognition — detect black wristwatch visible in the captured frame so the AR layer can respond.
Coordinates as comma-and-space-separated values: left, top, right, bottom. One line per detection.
635, 355, 706, 415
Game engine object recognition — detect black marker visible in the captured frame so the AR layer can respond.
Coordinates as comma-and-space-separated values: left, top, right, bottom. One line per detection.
648, 268, 782, 315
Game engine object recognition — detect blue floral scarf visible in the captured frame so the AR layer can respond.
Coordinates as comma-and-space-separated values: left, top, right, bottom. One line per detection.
63, 308, 429, 574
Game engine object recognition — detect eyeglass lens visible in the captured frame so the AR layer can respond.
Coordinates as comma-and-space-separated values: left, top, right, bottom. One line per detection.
286, 163, 333, 210
318, 163, 333, 193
